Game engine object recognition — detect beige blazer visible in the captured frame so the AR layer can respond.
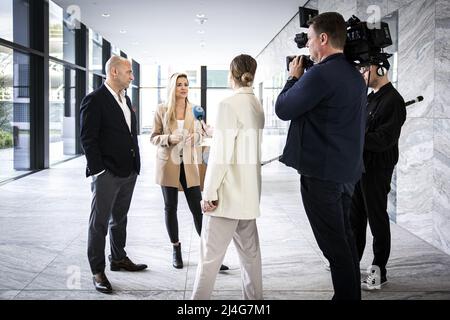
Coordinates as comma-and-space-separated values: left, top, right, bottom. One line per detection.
150, 103, 202, 189
203, 87, 265, 219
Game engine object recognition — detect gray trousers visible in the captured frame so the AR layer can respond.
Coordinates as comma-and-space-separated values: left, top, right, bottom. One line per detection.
191, 215, 263, 300
87, 170, 137, 274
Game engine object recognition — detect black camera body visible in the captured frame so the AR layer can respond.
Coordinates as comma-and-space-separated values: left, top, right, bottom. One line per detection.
294, 32, 309, 49
286, 55, 314, 71
344, 15, 392, 65
290, 15, 393, 67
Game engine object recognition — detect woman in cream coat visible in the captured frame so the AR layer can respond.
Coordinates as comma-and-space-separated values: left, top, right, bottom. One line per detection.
151, 73, 228, 271
191, 54, 265, 300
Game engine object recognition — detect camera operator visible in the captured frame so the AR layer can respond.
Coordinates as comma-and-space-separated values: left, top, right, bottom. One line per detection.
275, 12, 366, 300
350, 55, 406, 291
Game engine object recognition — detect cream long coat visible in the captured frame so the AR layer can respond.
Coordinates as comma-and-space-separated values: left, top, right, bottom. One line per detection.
202, 87, 265, 219
150, 103, 203, 188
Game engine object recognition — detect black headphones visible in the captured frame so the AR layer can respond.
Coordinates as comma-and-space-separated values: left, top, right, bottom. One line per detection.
371, 53, 392, 77
376, 65, 387, 77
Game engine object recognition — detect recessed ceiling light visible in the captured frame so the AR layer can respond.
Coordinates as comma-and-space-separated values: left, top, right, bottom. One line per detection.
102, 13, 110, 18
132, 41, 139, 45
119, 29, 127, 34
195, 13, 208, 24
197, 30, 205, 34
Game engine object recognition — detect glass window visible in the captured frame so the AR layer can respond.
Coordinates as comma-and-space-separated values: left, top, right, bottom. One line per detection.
185, 70, 199, 87
0, 45, 31, 182
88, 72, 104, 93
0, 0, 29, 47
131, 60, 139, 87
111, 44, 121, 56
49, 0, 76, 64
49, 62, 76, 165
207, 70, 229, 87
89, 29, 103, 74
206, 89, 232, 126
206, 67, 231, 125
140, 88, 167, 133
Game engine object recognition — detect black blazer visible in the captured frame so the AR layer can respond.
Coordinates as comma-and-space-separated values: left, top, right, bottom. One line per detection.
275, 54, 367, 184
80, 84, 141, 177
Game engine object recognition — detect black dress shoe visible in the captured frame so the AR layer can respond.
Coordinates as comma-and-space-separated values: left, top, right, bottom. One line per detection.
173, 243, 183, 269
220, 264, 229, 271
93, 272, 112, 294
109, 255, 148, 271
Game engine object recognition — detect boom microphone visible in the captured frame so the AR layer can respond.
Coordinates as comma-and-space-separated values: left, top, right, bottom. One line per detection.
405, 96, 424, 107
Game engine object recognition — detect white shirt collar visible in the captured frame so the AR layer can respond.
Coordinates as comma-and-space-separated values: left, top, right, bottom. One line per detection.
105, 82, 125, 101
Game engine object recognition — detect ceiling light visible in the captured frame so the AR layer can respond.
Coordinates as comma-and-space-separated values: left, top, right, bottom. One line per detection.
102, 13, 110, 18
195, 13, 208, 25
119, 29, 127, 34
132, 41, 139, 45
200, 40, 206, 47
197, 30, 205, 34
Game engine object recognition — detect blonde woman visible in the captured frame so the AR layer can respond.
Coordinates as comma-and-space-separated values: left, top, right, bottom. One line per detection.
151, 73, 228, 271
191, 54, 265, 300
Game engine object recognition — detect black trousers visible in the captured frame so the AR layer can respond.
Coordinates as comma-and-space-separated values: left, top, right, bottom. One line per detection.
301, 176, 361, 300
161, 163, 202, 243
88, 170, 137, 274
350, 168, 394, 279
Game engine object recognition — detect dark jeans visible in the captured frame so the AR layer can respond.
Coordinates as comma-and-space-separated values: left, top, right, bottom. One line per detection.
161, 163, 202, 243
87, 170, 137, 274
300, 175, 361, 300
350, 168, 394, 279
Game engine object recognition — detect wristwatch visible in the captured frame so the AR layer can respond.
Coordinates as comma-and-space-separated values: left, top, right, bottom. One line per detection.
287, 75, 298, 82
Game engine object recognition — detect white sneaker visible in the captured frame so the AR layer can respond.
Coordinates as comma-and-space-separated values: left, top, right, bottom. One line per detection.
362, 265, 388, 291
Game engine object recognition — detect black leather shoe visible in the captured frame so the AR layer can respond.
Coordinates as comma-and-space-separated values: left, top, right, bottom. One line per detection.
173, 243, 183, 269
109, 255, 147, 271
93, 272, 112, 294
220, 264, 229, 271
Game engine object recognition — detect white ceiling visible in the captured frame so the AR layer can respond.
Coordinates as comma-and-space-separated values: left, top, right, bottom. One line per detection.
53, 0, 309, 66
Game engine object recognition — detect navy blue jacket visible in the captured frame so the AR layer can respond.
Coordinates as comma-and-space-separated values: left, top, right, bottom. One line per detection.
80, 85, 141, 177
275, 53, 367, 184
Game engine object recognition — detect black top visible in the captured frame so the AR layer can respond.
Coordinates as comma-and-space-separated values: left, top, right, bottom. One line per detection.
275, 53, 367, 184
363, 82, 406, 169
80, 84, 141, 177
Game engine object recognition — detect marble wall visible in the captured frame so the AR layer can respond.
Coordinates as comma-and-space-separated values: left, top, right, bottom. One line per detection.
318, 0, 357, 19
396, 0, 435, 243
433, 0, 450, 254
256, 0, 450, 255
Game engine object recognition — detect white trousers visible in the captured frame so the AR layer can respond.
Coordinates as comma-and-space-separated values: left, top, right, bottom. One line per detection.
191, 215, 263, 300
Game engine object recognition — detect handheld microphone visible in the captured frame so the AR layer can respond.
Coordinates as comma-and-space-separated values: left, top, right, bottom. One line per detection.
192, 105, 210, 136
405, 96, 424, 107
192, 105, 204, 121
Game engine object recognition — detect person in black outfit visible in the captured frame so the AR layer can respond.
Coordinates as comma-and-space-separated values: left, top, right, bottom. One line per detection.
350, 55, 406, 290
80, 55, 147, 294
275, 12, 367, 300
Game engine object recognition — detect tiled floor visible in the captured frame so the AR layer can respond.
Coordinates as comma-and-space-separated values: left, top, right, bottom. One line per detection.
1, 135, 449, 300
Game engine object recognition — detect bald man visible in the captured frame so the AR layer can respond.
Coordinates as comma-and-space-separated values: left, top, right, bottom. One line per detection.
80, 55, 147, 294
